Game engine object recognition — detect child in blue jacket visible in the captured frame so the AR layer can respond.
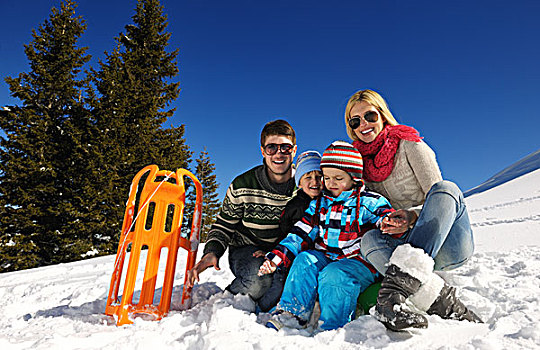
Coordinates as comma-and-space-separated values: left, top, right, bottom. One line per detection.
259, 141, 395, 331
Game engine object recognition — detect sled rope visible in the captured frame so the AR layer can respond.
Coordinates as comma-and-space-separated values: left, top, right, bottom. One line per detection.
112, 172, 173, 279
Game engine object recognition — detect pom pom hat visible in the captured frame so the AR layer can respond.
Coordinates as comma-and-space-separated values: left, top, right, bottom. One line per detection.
320, 141, 364, 183
295, 151, 322, 186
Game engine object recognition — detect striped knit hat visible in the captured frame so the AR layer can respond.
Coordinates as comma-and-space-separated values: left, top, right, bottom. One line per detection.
320, 141, 363, 183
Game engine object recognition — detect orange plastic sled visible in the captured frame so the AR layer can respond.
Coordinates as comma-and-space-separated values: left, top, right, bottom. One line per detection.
105, 165, 202, 326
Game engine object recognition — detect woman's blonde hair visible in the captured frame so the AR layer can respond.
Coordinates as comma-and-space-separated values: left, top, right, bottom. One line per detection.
344, 89, 399, 141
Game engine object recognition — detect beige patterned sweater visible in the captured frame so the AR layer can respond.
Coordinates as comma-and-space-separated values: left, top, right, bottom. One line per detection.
363, 139, 442, 214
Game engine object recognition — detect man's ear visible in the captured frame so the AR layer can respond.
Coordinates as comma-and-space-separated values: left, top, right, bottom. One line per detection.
292, 145, 298, 158
260, 146, 266, 158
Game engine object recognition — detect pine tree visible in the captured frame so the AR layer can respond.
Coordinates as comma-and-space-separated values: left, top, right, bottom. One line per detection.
190, 148, 220, 242
89, 0, 190, 253
0, 0, 93, 271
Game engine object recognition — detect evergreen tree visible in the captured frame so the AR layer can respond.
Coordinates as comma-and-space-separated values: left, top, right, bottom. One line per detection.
190, 148, 220, 242
89, 0, 190, 253
0, 0, 93, 271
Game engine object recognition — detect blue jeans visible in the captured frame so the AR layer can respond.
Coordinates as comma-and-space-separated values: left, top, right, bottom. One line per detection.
227, 245, 285, 312
361, 181, 474, 274
277, 250, 376, 330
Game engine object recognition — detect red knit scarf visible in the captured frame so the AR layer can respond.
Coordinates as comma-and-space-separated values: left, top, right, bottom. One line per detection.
353, 125, 422, 182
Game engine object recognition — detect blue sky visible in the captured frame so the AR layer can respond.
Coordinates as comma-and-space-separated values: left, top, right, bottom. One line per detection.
1, 0, 539, 200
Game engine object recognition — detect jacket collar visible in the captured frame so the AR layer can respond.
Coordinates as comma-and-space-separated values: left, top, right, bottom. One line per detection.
322, 184, 365, 202
255, 162, 296, 196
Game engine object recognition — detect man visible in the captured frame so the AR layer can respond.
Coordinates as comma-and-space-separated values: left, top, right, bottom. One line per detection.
186, 119, 297, 312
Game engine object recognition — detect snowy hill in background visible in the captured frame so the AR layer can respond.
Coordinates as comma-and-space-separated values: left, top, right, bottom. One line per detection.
466, 167, 540, 252
464, 148, 540, 197
1, 167, 540, 349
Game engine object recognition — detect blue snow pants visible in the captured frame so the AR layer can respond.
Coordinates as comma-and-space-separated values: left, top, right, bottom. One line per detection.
277, 250, 377, 330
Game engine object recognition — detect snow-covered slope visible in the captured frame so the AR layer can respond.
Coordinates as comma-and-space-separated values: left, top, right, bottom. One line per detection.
466, 168, 540, 252
1, 170, 539, 349
464, 149, 540, 197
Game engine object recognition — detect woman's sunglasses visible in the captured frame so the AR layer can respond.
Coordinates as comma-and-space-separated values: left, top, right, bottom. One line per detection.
348, 111, 379, 130
264, 143, 294, 155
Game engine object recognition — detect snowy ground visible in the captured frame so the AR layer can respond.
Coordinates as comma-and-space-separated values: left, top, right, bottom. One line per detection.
1, 169, 539, 349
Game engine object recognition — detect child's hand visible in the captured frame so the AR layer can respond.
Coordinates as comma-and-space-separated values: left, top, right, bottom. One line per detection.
252, 250, 266, 258
258, 259, 277, 276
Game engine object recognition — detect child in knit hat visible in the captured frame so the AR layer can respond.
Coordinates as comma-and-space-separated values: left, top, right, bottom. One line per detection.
259, 141, 396, 331
279, 150, 323, 235
256, 151, 322, 313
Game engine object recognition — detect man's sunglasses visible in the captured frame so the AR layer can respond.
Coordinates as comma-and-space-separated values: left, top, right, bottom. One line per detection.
348, 111, 379, 130
264, 143, 294, 155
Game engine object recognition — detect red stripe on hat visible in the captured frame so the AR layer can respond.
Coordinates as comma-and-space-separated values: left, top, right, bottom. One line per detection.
321, 160, 363, 168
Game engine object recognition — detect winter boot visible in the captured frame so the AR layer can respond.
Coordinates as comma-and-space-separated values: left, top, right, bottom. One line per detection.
424, 283, 483, 323
392, 245, 484, 324
375, 264, 429, 331
266, 310, 307, 331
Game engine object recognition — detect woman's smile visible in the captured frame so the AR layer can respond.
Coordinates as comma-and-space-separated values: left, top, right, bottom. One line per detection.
350, 101, 385, 143
359, 127, 375, 135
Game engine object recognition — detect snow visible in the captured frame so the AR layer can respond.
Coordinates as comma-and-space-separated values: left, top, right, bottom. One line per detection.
466, 168, 540, 252
1, 169, 540, 349
464, 149, 540, 197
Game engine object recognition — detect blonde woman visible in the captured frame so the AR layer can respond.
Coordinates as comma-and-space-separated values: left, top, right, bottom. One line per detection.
345, 89, 481, 331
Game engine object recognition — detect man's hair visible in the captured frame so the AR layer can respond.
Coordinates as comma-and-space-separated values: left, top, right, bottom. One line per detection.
260, 119, 296, 146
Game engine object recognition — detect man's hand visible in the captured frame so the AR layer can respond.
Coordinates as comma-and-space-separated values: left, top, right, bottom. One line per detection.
258, 259, 277, 276
380, 209, 418, 235
186, 252, 220, 288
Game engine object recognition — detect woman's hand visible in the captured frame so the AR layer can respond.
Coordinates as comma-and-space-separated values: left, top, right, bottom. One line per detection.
380, 209, 418, 235
258, 259, 277, 276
